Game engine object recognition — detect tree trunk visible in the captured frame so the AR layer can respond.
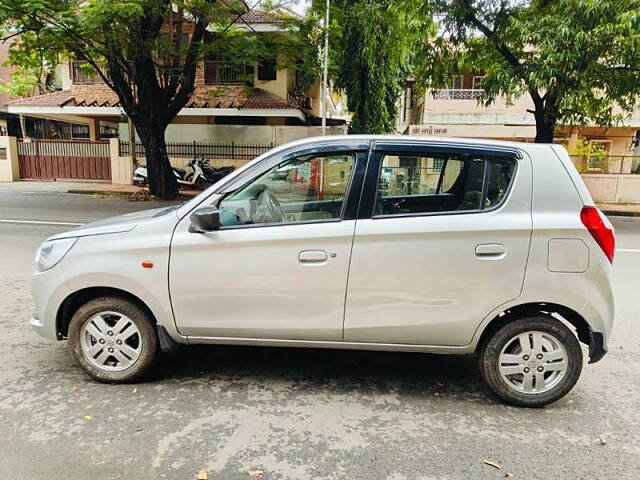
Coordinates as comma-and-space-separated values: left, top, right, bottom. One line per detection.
136, 123, 177, 199
534, 118, 555, 143
532, 99, 558, 143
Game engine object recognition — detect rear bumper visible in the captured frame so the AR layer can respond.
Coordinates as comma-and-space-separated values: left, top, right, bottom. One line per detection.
588, 330, 607, 364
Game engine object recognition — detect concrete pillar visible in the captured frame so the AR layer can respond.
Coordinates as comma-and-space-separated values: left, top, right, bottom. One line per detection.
88, 118, 101, 141
0, 136, 20, 182
567, 127, 579, 152
109, 137, 133, 184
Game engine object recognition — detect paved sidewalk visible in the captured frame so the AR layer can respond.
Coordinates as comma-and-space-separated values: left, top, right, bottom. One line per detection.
597, 203, 640, 217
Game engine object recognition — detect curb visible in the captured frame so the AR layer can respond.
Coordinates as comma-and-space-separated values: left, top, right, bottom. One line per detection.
601, 210, 640, 218
67, 188, 200, 198
67, 188, 134, 196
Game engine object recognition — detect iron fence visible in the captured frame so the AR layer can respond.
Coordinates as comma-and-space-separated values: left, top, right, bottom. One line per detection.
119, 140, 274, 160
432, 89, 485, 100
18, 139, 110, 158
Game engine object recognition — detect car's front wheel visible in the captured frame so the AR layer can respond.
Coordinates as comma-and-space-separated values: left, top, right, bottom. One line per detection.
67, 296, 159, 383
479, 315, 583, 407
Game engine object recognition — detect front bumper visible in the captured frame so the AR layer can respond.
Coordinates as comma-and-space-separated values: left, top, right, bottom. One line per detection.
588, 330, 607, 364
30, 265, 72, 341
28, 313, 54, 340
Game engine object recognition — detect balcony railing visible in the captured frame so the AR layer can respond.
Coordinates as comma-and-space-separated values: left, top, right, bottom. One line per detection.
432, 89, 485, 100
70, 61, 103, 85
204, 61, 248, 85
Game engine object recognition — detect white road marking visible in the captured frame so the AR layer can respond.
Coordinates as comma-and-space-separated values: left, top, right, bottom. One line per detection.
616, 248, 640, 253
0, 219, 84, 226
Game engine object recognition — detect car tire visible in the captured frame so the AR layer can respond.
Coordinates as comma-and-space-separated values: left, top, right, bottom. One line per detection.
479, 315, 583, 407
67, 296, 159, 383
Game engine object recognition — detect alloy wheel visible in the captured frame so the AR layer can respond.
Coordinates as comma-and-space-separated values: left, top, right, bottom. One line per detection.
79, 311, 142, 372
498, 330, 568, 394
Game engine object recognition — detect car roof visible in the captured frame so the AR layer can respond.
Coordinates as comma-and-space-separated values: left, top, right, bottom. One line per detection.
278, 134, 552, 151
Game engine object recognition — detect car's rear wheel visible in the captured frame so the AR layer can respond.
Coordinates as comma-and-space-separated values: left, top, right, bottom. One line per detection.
67, 296, 159, 383
479, 315, 583, 407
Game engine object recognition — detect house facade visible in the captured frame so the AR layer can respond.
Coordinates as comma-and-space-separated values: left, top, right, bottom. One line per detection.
399, 73, 640, 172
7, 10, 344, 145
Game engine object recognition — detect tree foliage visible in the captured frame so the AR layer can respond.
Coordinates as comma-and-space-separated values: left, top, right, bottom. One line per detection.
417, 0, 640, 142
318, 0, 431, 134
0, 0, 290, 198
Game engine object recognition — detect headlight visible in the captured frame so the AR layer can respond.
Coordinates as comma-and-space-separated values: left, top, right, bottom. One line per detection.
33, 238, 78, 273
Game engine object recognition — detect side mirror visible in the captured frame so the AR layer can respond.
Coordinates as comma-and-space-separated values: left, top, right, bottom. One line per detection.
189, 207, 220, 233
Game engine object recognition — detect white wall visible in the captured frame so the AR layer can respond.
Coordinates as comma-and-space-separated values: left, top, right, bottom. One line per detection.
119, 123, 346, 145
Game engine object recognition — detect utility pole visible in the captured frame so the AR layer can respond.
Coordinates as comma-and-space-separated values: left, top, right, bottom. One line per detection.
321, 0, 330, 135
128, 116, 137, 169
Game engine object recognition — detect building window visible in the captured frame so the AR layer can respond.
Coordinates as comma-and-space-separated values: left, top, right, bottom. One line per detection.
257, 58, 277, 81
472, 76, 485, 89
71, 124, 90, 139
449, 75, 464, 90
70, 60, 103, 84
204, 61, 248, 85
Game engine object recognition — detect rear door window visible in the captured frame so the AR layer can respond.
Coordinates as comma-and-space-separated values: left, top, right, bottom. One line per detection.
374, 153, 516, 216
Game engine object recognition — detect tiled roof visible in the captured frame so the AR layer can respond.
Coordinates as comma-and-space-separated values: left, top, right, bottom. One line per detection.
9, 87, 298, 110
9, 90, 74, 107
237, 10, 285, 24
244, 88, 297, 109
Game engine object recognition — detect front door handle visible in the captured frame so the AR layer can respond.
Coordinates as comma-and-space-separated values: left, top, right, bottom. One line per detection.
299, 250, 328, 263
475, 243, 506, 257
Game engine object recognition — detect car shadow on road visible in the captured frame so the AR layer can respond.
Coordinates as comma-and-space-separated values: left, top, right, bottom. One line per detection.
153, 344, 497, 403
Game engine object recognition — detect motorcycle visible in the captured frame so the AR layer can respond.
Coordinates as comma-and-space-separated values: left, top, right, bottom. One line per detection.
133, 158, 234, 190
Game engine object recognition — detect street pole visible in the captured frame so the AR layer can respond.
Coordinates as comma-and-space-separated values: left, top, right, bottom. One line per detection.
321, 0, 330, 135
128, 116, 137, 170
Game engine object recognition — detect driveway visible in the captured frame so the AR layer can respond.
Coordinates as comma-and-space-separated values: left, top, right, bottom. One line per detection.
0, 190, 638, 479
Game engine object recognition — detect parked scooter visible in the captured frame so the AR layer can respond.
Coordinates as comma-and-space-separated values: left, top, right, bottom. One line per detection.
133, 158, 234, 190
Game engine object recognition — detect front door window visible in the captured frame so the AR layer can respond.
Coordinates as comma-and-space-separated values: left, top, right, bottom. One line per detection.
219, 153, 355, 227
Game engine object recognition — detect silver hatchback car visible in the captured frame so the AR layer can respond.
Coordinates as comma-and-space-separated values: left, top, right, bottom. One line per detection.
30, 136, 615, 407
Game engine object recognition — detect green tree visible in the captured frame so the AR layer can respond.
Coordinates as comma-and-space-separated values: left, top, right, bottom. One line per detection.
0, 0, 273, 198
319, 0, 429, 134
419, 0, 640, 143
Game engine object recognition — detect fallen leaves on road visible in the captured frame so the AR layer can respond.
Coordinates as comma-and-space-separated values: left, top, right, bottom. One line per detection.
482, 460, 514, 477
384, 405, 392, 412
132, 387, 138, 393
197, 469, 208, 480
71, 385, 78, 392
248, 470, 264, 478
598, 431, 616, 445
129, 189, 153, 202
83, 415, 92, 421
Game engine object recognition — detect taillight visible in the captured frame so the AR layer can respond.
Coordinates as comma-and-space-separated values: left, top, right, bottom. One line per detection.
580, 206, 615, 263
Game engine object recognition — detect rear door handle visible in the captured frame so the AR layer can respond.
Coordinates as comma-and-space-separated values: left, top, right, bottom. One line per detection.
475, 243, 506, 257
299, 250, 328, 263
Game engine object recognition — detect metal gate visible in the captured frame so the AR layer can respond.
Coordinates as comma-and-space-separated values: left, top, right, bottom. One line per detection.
17, 139, 111, 181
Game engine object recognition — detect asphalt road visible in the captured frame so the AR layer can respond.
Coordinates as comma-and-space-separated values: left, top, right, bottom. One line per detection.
0, 189, 639, 479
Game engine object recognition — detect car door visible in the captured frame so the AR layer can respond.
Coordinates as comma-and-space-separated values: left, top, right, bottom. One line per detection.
169, 145, 368, 341
344, 142, 532, 346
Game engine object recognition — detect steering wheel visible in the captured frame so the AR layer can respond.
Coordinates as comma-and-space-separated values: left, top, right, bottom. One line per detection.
258, 187, 285, 223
